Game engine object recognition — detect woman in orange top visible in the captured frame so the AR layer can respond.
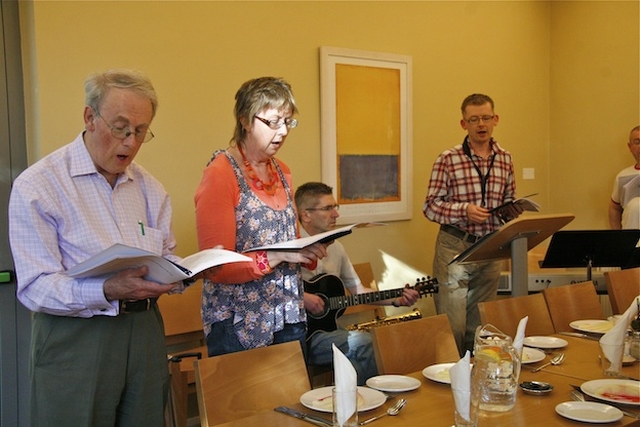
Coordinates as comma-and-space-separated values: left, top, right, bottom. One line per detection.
195, 77, 327, 356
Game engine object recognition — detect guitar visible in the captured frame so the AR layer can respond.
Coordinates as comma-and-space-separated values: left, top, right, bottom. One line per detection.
304, 273, 438, 338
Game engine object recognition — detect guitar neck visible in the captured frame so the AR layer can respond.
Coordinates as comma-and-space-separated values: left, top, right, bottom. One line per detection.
327, 288, 404, 310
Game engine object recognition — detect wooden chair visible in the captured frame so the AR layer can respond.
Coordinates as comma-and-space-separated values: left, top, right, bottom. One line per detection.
542, 281, 605, 333
478, 293, 555, 339
604, 267, 640, 314
194, 341, 311, 427
157, 281, 207, 427
369, 314, 459, 375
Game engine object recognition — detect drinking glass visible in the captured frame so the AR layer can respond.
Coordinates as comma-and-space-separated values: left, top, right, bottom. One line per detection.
599, 343, 624, 377
332, 387, 358, 427
454, 395, 479, 427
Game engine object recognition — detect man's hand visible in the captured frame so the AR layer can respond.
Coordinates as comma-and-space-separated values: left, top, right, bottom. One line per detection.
397, 285, 420, 306
103, 265, 172, 301
466, 203, 491, 224
303, 292, 325, 316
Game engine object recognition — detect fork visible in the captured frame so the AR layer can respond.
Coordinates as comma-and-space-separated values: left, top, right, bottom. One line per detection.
570, 389, 640, 419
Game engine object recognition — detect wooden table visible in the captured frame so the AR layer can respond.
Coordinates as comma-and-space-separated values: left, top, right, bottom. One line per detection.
214, 335, 640, 426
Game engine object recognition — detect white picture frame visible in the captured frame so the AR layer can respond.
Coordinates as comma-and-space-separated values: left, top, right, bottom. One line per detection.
320, 46, 413, 224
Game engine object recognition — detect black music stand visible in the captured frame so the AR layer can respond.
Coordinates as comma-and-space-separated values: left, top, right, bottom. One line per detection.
541, 230, 640, 280
451, 213, 575, 296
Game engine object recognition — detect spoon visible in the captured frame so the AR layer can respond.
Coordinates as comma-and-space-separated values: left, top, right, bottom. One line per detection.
358, 398, 407, 425
530, 352, 565, 373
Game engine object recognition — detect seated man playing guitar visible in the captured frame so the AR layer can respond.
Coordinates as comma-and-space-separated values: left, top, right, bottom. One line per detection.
295, 182, 420, 385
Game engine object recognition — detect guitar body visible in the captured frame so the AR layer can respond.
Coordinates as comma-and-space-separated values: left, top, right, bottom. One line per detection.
304, 274, 347, 338
304, 273, 438, 339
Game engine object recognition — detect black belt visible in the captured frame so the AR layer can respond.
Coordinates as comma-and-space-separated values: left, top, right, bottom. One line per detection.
440, 224, 480, 244
119, 298, 157, 314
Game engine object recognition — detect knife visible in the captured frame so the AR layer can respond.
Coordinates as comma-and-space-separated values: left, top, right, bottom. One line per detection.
274, 406, 333, 426
559, 331, 600, 341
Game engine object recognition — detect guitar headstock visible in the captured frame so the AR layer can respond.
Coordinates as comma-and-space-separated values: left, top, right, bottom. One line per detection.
414, 276, 439, 297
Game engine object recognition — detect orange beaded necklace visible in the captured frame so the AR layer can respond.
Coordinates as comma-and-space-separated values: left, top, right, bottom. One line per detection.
238, 145, 279, 196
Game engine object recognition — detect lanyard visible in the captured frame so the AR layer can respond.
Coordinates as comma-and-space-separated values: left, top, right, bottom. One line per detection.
462, 137, 496, 207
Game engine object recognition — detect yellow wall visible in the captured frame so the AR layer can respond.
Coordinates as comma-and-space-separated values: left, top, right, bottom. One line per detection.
17, 1, 639, 280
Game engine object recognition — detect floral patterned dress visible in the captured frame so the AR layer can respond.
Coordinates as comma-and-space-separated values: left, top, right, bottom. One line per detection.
201, 150, 305, 349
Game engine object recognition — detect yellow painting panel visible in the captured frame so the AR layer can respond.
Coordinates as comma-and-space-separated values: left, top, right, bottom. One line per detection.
335, 64, 401, 156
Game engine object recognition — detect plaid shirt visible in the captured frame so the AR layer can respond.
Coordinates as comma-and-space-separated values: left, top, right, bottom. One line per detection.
423, 137, 516, 237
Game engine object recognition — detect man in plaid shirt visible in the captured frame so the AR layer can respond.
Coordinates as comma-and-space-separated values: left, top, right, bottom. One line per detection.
423, 93, 522, 355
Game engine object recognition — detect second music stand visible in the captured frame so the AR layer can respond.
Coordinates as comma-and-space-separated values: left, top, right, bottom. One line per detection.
541, 230, 640, 280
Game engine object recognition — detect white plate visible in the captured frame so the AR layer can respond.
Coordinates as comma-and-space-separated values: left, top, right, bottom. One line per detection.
300, 386, 387, 413
555, 401, 623, 423
581, 379, 640, 406
422, 363, 473, 385
523, 336, 569, 349
570, 319, 614, 334
521, 347, 546, 364
366, 375, 421, 392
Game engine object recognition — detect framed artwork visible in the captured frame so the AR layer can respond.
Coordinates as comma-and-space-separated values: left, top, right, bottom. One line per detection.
320, 46, 413, 224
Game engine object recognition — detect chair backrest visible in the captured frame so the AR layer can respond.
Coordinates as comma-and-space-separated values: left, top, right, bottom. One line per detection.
194, 341, 311, 426
353, 262, 375, 288
604, 268, 640, 314
158, 281, 205, 352
542, 281, 604, 333
345, 262, 384, 317
478, 293, 555, 339
370, 314, 459, 375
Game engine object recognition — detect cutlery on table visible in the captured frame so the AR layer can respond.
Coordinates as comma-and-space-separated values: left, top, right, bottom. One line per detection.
559, 331, 600, 341
569, 388, 640, 419
359, 398, 407, 425
530, 352, 565, 373
274, 406, 332, 426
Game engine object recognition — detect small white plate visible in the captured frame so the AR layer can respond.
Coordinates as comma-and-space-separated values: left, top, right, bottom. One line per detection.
555, 401, 623, 423
570, 319, 614, 334
366, 375, 421, 392
422, 363, 473, 385
581, 379, 640, 406
521, 347, 546, 364
523, 336, 569, 349
300, 386, 387, 413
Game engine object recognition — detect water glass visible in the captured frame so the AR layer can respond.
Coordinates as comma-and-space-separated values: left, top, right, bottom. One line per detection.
332, 387, 358, 427
599, 343, 624, 377
454, 397, 479, 427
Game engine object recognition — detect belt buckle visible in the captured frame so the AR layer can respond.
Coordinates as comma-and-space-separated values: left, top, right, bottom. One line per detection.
121, 300, 133, 314
462, 231, 476, 244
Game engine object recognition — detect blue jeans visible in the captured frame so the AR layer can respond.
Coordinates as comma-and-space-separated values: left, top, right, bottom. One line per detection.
206, 317, 307, 358
307, 329, 378, 385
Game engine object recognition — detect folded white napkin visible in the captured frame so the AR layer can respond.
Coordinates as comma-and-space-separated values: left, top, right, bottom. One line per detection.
333, 343, 357, 427
600, 295, 640, 372
513, 316, 528, 357
450, 350, 472, 421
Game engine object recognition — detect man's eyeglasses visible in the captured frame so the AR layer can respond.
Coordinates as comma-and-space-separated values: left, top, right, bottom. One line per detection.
305, 204, 339, 212
465, 115, 495, 125
96, 114, 154, 143
254, 115, 298, 130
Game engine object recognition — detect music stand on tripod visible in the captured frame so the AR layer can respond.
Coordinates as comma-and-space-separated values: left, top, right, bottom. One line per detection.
541, 230, 640, 281
451, 213, 575, 296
